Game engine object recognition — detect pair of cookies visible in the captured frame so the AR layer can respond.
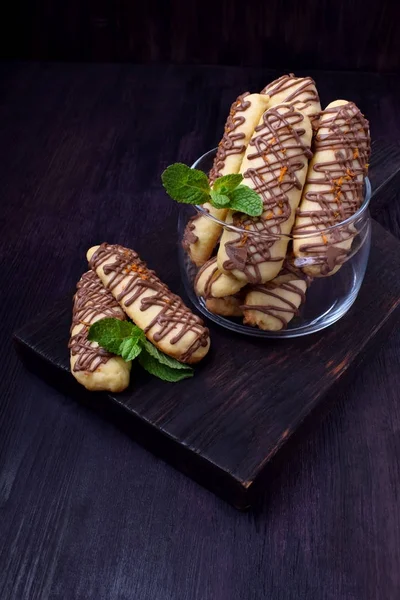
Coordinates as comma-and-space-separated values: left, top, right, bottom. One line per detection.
69, 244, 210, 391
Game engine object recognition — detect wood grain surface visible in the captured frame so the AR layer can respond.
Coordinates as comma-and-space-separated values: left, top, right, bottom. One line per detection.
1, 62, 400, 599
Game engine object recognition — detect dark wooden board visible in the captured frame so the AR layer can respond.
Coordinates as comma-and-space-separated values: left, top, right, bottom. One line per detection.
14, 219, 400, 509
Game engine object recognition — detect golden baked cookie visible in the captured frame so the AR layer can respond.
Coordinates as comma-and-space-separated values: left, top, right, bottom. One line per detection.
87, 244, 210, 364
218, 103, 312, 284
293, 100, 370, 277
69, 271, 131, 392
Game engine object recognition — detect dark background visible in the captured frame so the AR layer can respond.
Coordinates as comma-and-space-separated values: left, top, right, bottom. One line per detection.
1, 0, 400, 71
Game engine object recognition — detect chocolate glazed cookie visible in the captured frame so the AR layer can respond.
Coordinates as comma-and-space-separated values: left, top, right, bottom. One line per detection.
261, 73, 321, 129
242, 260, 312, 331
182, 92, 270, 267
218, 103, 313, 285
293, 100, 370, 277
69, 271, 131, 391
88, 244, 210, 364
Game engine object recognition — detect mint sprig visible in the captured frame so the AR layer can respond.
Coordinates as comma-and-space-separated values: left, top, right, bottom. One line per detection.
88, 318, 193, 382
161, 163, 263, 217
161, 163, 210, 205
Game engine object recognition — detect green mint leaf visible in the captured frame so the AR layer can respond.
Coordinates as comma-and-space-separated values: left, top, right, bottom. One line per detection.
228, 185, 263, 217
213, 173, 243, 194
88, 317, 145, 361
210, 189, 231, 208
161, 163, 210, 205
88, 318, 138, 354
139, 350, 194, 382
142, 340, 193, 371
119, 337, 143, 362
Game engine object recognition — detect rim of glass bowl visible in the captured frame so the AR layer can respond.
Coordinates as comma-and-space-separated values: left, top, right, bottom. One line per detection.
190, 147, 371, 239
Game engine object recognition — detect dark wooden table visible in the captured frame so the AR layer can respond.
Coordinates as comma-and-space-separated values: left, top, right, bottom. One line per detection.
1, 62, 400, 600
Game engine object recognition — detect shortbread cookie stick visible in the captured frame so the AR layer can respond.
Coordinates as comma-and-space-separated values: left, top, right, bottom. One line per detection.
194, 257, 245, 316
242, 262, 312, 331
69, 271, 131, 392
217, 103, 313, 284
293, 100, 370, 277
208, 93, 271, 183
194, 257, 245, 299
261, 73, 321, 128
87, 244, 210, 364
183, 92, 270, 267
206, 296, 243, 318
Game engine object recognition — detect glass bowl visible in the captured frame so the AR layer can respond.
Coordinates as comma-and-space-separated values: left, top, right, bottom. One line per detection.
178, 148, 371, 338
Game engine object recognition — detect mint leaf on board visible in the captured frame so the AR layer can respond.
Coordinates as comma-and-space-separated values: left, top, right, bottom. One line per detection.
139, 350, 194, 382
213, 173, 243, 194
209, 190, 231, 208
161, 163, 210, 205
228, 185, 263, 217
88, 318, 142, 354
142, 339, 194, 372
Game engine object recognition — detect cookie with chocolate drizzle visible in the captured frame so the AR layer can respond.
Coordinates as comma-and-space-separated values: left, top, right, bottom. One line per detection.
182, 92, 270, 267
87, 243, 210, 364
242, 260, 312, 331
293, 100, 370, 277
261, 73, 321, 129
69, 270, 131, 392
194, 256, 246, 317
217, 103, 313, 285
194, 256, 245, 299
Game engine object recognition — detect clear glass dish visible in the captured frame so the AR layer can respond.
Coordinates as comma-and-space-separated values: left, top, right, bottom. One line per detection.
178, 148, 371, 338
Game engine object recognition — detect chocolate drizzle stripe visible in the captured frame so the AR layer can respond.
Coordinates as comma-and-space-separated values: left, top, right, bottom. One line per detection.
89, 244, 209, 362
69, 270, 126, 372
222, 104, 312, 284
293, 101, 370, 275
209, 92, 252, 185
194, 257, 222, 298
279, 259, 314, 287
182, 216, 199, 250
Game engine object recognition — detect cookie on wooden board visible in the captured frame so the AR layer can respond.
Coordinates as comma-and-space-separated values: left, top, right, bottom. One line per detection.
69, 270, 131, 392
88, 243, 211, 364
